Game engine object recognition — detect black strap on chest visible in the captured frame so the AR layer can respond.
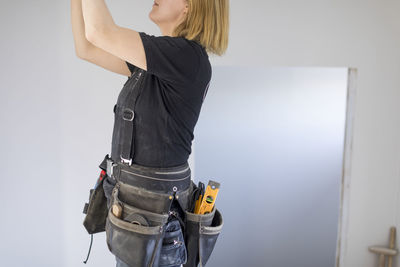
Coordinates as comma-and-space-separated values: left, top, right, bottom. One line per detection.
118, 68, 145, 165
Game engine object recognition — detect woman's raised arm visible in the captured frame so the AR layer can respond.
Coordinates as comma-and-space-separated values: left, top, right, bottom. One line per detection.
71, 0, 92, 57
70, 0, 131, 77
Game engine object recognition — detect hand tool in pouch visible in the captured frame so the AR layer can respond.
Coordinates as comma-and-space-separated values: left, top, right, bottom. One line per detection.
112, 203, 123, 218
194, 182, 205, 213
189, 184, 200, 213
196, 180, 220, 215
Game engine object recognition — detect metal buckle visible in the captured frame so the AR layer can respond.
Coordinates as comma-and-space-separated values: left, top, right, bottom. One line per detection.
106, 159, 117, 178
122, 108, 134, 121
120, 155, 132, 166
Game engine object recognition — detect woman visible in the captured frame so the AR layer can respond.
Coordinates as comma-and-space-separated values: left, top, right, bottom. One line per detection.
72, 0, 229, 266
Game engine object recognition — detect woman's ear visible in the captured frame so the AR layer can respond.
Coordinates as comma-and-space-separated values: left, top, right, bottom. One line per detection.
184, 0, 189, 13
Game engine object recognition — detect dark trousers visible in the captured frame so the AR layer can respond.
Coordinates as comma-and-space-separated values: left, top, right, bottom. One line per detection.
115, 256, 182, 267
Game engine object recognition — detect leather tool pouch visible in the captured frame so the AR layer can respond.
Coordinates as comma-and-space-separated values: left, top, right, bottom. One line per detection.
82, 169, 108, 234
183, 184, 224, 267
106, 182, 188, 267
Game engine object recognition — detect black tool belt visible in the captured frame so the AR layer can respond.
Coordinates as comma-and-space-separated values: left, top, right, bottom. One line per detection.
83, 154, 223, 267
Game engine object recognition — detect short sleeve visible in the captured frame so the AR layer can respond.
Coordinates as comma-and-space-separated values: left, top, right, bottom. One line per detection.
138, 32, 199, 84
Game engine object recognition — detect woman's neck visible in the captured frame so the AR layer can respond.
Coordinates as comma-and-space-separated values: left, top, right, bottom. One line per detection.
159, 23, 176, 37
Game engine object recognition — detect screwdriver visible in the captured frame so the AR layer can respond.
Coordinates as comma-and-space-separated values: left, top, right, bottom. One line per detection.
194, 182, 205, 214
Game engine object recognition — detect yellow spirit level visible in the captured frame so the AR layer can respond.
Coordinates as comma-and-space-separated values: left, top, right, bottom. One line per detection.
196, 180, 220, 215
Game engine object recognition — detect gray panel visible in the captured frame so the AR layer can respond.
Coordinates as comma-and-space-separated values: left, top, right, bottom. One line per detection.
194, 66, 348, 267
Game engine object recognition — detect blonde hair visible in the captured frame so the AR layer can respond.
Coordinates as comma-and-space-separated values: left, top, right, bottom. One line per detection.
173, 0, 229, 56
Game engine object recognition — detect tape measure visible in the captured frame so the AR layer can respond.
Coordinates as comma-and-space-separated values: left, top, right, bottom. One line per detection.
195, 180, 220, 215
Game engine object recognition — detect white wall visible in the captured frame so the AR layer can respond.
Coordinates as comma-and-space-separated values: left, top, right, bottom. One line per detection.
216, 2, 400, 267
0, 1, 65, 266
1, 0, 399, 266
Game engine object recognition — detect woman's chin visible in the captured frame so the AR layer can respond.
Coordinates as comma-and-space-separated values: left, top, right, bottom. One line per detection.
149, 14, 160, 25
149, 12, 156, 22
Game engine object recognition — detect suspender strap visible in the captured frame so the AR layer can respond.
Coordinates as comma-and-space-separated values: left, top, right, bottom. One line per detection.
119, 69, 145, 165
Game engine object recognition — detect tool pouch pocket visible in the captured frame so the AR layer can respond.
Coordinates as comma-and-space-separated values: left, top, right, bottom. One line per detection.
118, 182, 175, 214
106, 184, 170, 267
82, 172, 108, 234
183, 206, 223, 267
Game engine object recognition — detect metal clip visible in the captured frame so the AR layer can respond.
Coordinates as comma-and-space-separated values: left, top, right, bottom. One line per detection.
173, 240, 183, 246
120, 155, 132, 166
106, 159, 117, 178
168, 210, 178, 217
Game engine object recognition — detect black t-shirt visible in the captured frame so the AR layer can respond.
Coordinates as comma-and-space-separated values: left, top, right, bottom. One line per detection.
119, 31, 211, 168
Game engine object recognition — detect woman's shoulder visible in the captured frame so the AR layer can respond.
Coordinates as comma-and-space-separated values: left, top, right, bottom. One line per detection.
138, 31, 210, 83
139, 32, 188, 47
178, 37, 209, 62
141, 32, 206, 53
